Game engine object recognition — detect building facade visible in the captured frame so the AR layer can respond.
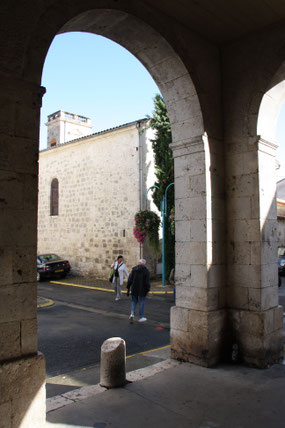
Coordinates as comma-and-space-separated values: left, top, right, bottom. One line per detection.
46, 110, 93, 148
38, 113, 158, 277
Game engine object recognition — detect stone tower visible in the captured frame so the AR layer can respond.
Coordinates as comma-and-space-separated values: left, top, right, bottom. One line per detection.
46, 110, 93, 148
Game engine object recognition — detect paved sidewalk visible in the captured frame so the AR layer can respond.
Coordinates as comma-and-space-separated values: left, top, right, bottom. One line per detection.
43, 282, 285, 427
45, 356, 285, 428
45, 346, 171, 399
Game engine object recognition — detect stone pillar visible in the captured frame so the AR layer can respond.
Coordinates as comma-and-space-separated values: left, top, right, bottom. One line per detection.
0, 72, 46, 427
226, 137, 283, 367
170, 134, 226, 367
100, 337, 126, 388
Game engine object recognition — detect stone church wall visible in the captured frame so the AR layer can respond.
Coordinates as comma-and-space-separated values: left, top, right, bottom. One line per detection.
38, 122, 156, 278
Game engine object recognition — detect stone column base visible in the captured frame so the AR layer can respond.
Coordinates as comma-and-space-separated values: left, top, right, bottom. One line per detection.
229, 306, 284, 368
170, 306, 227, 367
0, 353, 46, 428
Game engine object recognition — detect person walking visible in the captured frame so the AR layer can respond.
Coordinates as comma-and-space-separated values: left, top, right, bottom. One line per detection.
127, 258, 150, 323
111, 255, 129, 301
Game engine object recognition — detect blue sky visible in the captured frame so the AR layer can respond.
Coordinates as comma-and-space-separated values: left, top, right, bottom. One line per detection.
40, 32, 160, 150
40, 32, 285, 180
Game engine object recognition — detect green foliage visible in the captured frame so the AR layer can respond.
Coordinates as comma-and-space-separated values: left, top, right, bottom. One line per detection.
150, 94, 174, 210
150, 94, 175, 278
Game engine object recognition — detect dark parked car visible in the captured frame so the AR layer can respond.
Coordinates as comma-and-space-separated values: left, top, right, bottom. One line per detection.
37, 253, 71, 281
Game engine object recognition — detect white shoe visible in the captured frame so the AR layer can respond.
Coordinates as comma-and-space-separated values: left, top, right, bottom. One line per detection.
115, 297, 120, 301
129, 314, 134, 323
139, 317, 147, 322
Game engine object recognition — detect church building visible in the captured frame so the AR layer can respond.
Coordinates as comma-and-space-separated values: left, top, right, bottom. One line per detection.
37, 110, 158, 278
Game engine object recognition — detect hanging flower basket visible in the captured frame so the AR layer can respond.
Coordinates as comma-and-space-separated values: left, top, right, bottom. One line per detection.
133, 210, 161, 255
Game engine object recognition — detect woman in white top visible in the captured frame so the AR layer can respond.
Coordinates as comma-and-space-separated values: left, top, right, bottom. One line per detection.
111, 255, 129, 301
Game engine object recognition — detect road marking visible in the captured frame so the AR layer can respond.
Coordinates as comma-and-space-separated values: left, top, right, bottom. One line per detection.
46, 344, 171, 382
51, 281, 115, 292
50, 280, 173, 295
37, 298, 54, 308
126, 344, 170, 359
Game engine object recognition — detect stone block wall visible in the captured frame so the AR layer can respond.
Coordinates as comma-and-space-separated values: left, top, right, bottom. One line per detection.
0, 353, 46, 428
170, 133, 227, 367
0, 74, 46, 427
225, 138, 283, 366
222, 26, 285, 366
38, 123, 157, 277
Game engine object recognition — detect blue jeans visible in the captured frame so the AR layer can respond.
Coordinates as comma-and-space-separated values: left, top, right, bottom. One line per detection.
114, 277, 121, 299
131, 295, 146, 318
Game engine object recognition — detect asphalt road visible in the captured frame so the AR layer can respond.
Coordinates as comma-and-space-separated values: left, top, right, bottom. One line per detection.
38, 282, 173, 378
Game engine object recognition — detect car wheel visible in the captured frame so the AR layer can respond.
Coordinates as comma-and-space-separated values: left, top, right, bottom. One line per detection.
37, 272, 41, 282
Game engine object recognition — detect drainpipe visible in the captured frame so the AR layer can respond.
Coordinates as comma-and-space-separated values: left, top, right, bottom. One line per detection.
64, 119, 66, 144
137, 121, 144, 211
137, 121, 144, 258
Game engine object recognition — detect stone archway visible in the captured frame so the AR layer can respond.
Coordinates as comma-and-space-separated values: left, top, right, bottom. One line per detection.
223, 30, 285, 368
257, 64, 285, 272
26, 8, 206, 139
1, 3, 226, 426
23, 4, 226, 368
257, 64, 285, 143
2, 2, 285, 427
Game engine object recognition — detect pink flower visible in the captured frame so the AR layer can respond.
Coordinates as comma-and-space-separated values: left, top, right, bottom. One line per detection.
133, 226, 147, 243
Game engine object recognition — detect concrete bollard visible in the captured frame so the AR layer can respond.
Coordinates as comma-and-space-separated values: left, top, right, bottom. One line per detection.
100, 337, 126, 388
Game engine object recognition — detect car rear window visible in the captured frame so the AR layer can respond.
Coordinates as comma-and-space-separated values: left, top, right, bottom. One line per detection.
38, 254, 61, 263
278, 247, 285, 257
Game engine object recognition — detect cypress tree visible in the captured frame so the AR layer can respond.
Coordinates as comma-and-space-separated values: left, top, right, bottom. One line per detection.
150, 94, 175, 279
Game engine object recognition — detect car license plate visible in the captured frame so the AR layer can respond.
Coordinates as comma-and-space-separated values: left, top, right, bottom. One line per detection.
55, 269, 64, 273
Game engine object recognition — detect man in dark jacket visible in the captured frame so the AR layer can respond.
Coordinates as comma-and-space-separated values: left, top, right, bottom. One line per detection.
127, 258, 150, 323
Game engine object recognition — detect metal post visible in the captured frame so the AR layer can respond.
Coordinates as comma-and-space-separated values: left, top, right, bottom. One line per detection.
145, 185, 160, 273
161, 196, 166, 286
145, 185, 159, 209
146, 183, 174, 286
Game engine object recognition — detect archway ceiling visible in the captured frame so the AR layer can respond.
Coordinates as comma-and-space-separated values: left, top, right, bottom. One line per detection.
143, 0, 285, 43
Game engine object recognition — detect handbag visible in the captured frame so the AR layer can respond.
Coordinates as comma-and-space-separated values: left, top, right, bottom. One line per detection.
109, 267, 114, 283
115, 262, 122, 278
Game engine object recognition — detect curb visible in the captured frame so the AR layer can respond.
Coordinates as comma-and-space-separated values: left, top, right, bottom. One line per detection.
50, 280, 173, 295
46, 355, 177, 414
37, 298, 54, 309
